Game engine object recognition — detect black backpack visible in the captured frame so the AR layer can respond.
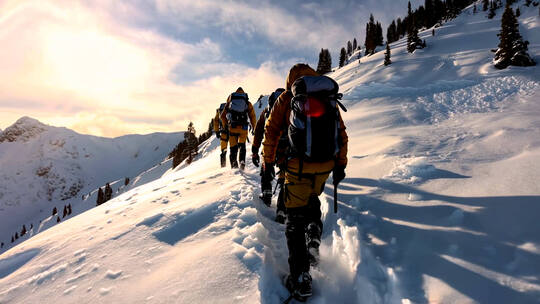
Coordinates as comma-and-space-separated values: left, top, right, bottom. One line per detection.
288, 76, 346, 163
227, 93, 249, 128
265, 88, 286, 118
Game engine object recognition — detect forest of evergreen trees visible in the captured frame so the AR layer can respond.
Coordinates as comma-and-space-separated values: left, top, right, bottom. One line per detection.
169, 120, 213, 169
319, 0, 485, 69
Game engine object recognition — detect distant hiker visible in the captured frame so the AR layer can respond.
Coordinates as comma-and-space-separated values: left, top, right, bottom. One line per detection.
220, 87, 257, 170
252, 87, 287, 223
105, 183, 113, 201
214, 102, 230, 167
97, 187, 104, 205
262, 63, 348, 301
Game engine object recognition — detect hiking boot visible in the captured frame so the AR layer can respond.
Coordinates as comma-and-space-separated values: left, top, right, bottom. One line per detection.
231, 159, 239, 169
275, 210, 286, 224
285, 272, 312, 301
220, 151, 227, 168
240, 160, 245, 171
307, 241, 320, 267
258, 190, 272, 207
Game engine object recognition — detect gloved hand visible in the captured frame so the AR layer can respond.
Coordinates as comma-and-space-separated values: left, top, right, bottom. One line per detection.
333, 165, 346, 185
263, 162, 275, 180
215, 131, 220, 139
252, 153, 260, 167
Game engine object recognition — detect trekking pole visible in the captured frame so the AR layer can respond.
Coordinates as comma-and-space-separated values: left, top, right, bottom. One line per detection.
333, 182, 338, 213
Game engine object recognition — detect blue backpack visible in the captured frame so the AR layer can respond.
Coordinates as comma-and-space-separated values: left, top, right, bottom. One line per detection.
227, 93, 249, 128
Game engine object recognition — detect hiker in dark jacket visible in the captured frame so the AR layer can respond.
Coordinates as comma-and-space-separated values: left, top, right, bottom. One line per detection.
252, 88, 287, 223
262, 63, 348, 300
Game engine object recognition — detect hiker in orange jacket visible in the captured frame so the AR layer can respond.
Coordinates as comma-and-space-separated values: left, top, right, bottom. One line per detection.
220, 87, 257, 170
213, 103, 229, 167
262, 64, 348, 299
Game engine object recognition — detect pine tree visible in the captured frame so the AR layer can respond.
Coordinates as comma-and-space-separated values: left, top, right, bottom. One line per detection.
347, 40, 353, 55
339, 47, 347, 67
488, 1, 497, 19
473, 4, 477, 14
353, 38, 358, 51
52, 207, 57, 216
21, 225, 27, 236
384, 42, 392, 66
425, 0, 435, 27
316, 48, 326, 74
325, 49, 332, 72
183, 122, 198, 164
376, 22, 384, 46
494, 4, 535, 69
387, 20, 398, 43
483, 0, 489, 11
397, 18, 404, 39
57, 217, 61, 223
364, 14, 377, 55
407, 18, 421, 53
316, 49, 332, 74
515, 7, 520, 17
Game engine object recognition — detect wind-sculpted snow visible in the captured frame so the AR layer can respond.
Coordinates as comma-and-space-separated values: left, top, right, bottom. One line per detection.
414, 76, 540, 123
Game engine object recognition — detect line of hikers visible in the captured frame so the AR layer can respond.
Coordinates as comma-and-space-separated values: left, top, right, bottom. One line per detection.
213, 63, 348, 302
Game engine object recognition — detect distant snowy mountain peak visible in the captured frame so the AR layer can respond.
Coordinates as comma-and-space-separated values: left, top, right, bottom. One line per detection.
0, 116, 48, 143
0, 119, 184, 254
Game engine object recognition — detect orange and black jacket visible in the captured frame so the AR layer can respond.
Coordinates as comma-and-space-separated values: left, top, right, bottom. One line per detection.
262, 64, 348, 167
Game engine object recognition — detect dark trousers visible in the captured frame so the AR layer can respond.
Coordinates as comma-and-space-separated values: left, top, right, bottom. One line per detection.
285, 196, 322, 278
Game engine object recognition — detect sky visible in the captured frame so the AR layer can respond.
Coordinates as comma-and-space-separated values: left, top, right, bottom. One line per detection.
0, 0, 422, 137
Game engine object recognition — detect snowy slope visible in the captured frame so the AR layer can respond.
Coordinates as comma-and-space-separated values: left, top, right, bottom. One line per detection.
1, 2, 540, 304
0, 117, 183, 253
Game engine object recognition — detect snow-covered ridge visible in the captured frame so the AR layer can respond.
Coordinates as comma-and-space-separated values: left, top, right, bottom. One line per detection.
0, 117, 184, 253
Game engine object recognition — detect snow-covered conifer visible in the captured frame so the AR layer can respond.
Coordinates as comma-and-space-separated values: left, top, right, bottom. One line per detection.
384, 42, 392, 66
494, 4, 535, 69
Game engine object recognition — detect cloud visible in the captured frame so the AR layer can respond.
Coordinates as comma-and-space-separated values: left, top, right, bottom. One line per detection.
0, 0, 425, 137
0, 0, 286, 137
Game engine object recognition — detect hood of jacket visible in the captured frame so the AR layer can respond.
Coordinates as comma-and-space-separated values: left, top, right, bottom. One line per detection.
285, 64, 319, 90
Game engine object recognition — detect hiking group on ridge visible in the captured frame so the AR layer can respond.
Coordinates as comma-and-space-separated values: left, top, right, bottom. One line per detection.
213, 63, 348, 302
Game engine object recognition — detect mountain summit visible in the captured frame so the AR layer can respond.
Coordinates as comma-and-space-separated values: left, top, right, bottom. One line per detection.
0, 116, 48, 143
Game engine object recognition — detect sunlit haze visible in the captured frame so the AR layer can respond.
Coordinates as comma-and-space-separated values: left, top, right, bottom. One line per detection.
0, 0, 420, 137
